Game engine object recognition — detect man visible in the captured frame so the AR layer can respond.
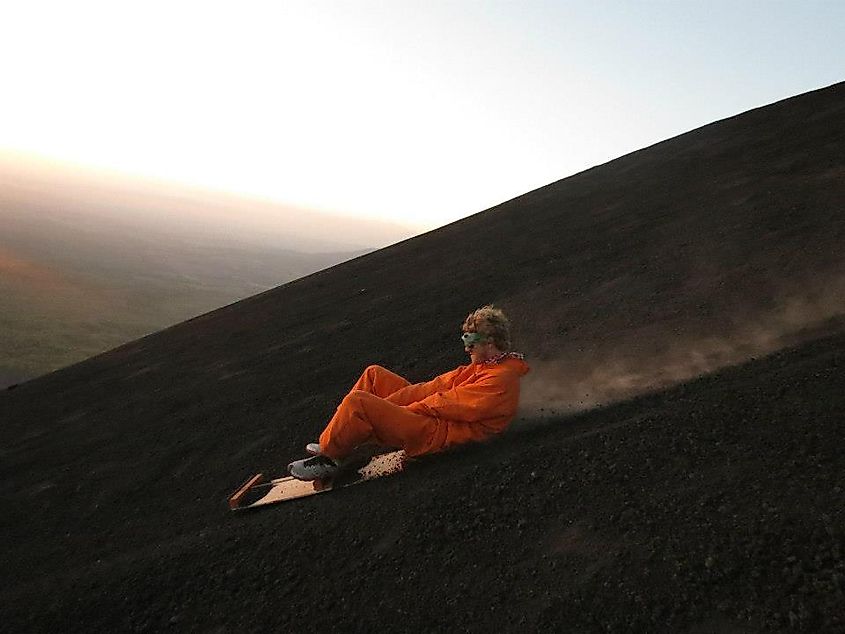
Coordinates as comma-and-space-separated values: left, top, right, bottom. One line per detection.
288, 305, 529, 480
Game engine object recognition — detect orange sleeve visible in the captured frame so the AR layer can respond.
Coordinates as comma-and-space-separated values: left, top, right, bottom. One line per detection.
405, 371, 518, 423
385, 366, 467, 406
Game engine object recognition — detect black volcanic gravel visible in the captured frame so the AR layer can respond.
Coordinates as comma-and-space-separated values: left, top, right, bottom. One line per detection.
2, 333, 844, 632
2, 83, 845, 632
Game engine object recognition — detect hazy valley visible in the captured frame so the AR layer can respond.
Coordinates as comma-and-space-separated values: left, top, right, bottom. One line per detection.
0, 159, 414, 386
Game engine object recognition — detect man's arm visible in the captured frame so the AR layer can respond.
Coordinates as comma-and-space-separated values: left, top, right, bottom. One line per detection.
405, 372, 517, 423
385, 366, 467, 406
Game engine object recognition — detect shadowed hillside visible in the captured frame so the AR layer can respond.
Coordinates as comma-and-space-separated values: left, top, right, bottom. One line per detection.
1, 82, 844, 632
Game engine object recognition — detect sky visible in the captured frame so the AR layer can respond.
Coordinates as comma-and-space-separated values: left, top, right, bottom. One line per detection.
1, 1, 843, 232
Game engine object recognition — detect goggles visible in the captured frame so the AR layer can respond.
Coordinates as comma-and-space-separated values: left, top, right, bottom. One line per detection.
461, 332, 488, 347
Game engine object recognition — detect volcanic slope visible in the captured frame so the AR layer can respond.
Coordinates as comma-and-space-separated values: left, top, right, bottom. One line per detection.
2, 82, 844, 632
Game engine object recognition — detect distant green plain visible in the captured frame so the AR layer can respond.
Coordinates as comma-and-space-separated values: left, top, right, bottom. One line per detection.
0, 213, 361, 387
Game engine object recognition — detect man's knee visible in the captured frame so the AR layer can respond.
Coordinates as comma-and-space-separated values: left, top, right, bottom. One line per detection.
345, 389, 371, 407
365, 364, 387, 377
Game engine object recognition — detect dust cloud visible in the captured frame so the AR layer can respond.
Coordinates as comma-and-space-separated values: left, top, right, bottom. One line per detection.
517, 273, 845, 419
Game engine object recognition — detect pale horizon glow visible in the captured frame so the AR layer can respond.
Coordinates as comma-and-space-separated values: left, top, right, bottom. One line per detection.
2, 1, 843, 231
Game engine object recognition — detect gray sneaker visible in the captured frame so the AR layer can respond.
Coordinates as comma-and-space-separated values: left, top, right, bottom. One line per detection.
288, 455, 339, 481
305, 442, 322, 455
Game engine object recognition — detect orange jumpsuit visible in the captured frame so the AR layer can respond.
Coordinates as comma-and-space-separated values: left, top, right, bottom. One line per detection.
318, 357, 530, 460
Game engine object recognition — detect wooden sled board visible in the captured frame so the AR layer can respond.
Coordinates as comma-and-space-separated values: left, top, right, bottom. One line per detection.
228, 450, 406, 511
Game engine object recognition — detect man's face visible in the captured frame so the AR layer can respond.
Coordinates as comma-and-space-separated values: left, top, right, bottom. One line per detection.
462, 331, 495, 364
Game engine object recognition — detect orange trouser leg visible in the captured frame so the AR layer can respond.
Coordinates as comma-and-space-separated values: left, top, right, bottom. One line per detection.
318, 390, 438, 460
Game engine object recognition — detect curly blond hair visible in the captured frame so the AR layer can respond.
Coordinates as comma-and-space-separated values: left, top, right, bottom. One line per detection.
462, 305, 512, 351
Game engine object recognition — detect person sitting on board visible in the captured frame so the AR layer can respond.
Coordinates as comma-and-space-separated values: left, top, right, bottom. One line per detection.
287, 305, 530, 480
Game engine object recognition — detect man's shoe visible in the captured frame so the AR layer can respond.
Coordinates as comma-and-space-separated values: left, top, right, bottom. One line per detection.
305, 442, 322, 455
288, 455, 339, 481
